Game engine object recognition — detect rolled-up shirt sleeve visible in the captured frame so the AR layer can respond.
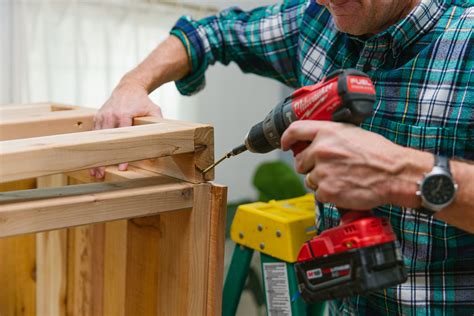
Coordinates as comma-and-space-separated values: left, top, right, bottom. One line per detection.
170, 0, 307, 96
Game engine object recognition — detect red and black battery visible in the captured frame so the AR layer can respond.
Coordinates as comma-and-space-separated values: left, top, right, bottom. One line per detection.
295, 211, 407, 303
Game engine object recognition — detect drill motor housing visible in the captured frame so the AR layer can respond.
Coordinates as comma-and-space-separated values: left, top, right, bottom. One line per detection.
245, 69, 376, 154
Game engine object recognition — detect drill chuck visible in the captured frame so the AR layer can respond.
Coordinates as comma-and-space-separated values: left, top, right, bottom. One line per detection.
245, 98, 297, 153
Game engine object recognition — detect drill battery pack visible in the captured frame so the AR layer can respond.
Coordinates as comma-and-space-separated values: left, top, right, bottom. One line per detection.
295, 240, 407, 303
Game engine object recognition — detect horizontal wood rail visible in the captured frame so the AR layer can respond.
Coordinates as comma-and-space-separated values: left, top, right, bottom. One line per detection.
0, 120, 213, 183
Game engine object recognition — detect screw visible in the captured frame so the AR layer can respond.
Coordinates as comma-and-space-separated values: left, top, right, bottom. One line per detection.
276, 230, 282, 238
258, 224, 263, 232
259, 243, 265, 250
239, 232, 244, 239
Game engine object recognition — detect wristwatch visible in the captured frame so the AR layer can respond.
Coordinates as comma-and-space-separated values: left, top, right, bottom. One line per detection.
416, 155, 458, 216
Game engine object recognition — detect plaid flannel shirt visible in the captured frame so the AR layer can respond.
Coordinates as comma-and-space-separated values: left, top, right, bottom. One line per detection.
170, 0, 474, 314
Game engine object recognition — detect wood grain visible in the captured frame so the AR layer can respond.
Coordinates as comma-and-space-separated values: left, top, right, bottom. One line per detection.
188, 184, 213, 315
0, 103, 95, 141
207, 183, 227, 315
36, 175, 68, 316
0, 104, 226, 315
133, 117, 215, 183
0, 177, 194, 238
0, 123, 197, 183
0, 179, 37, 316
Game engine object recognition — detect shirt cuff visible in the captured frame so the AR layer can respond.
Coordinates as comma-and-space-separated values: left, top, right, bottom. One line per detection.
170, 16, 208, 96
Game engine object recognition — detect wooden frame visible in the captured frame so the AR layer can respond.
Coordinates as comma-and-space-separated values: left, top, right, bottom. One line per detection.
0, 103, 226, 315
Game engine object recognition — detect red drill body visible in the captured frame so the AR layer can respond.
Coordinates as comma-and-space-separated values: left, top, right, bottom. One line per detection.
244, 69, 376, 155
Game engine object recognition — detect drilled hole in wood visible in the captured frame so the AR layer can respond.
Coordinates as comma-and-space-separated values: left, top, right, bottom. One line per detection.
76, 121, 83, 128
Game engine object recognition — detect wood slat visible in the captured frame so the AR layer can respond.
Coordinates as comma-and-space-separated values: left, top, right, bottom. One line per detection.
0, 103, 95, 141
36, 175, 68, 316
207, 184, 227, 315
0, 179, 37, 316
0, 123, 199, 183
0, 177, 194, 238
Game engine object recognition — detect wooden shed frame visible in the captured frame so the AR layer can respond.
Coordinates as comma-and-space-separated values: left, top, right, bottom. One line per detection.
0, 103, 226, 315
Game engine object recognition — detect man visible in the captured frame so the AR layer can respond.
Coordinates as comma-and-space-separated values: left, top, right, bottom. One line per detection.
94, 0, 473, 314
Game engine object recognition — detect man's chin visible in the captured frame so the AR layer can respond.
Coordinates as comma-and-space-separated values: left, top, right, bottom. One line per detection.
332, 19, 367, 36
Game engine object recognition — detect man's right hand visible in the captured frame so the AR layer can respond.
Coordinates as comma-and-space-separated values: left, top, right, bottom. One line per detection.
89, 36, 191, 179
90, 81, 162, 178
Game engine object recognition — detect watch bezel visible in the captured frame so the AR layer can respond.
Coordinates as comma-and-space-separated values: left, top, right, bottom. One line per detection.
416, 166, 458, 212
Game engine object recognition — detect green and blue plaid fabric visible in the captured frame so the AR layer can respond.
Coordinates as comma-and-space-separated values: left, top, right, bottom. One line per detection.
171, 0, 474, 314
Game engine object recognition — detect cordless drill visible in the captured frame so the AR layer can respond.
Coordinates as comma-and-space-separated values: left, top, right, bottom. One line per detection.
203, 69, 407, 302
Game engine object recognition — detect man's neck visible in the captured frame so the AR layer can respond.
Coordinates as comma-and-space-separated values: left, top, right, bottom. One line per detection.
370, 0, 421, 35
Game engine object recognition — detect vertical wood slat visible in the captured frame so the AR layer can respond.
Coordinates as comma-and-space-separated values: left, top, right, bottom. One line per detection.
207, 184, 227, 315
36, 175, 68, 316
66, 177, 105, 316
0, 180, 37, 316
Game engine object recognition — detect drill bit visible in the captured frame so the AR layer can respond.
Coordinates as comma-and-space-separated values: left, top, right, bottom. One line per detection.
202, 144, 247, 174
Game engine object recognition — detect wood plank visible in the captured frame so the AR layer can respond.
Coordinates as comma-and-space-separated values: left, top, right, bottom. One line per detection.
0, 179, 37, 316
0, 179, 37, 191
0, 233, 37, 316
0, 176, 178, 204
0, 177, 194, 238
124, 214, 166, 315
65, 177, 105, 316
149, 209, 192, 316
68, 165, 159, 316
133, 117, 215, 183
0, 123, 200, 183
207, 184, 227, 315
66, 165, 160, 183
0, 103, 80, 120
0, 103, 57, 113
103, 220, 127, 316
0, 103, 96, 141
0, 110, 95, 141
187, 184, 212, 315
36, 175, 68, 316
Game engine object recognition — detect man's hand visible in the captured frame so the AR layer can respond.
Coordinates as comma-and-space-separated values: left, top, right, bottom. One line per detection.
280, 121, 429, 210
90, 36, 190, 179
90, 81, 162, 178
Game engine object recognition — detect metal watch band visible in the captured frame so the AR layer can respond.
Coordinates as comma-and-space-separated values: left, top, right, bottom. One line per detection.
417, 155, 452, 216
435, 155, 451, 174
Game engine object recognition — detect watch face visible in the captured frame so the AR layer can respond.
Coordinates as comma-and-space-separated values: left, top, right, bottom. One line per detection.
422, 174, 456, 205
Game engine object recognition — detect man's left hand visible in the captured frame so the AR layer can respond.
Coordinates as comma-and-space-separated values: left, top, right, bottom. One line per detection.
281, 121, 426, 210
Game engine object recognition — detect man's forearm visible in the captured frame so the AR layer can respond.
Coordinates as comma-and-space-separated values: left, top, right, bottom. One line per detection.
436, 160, 474, 232
119, 36, 190, 93
391, 148, 474, 233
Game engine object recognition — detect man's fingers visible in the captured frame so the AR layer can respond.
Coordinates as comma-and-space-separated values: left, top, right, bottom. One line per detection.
148, 102, 163, 117
305, 172, 318, 191
118, 117, 133, 128
118, 163, 129, 171
281, 121, 330, 151
95, 167, 106, 179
